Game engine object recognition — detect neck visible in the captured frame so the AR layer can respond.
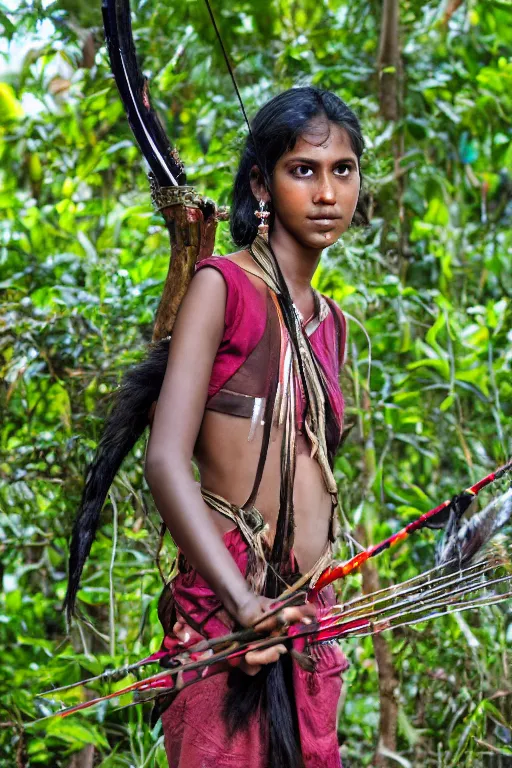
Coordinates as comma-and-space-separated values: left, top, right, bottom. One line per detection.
268, 224, 322, 302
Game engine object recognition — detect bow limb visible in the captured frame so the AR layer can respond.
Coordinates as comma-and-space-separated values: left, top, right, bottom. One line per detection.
102, 0, 229, 340
102, 0, 185, 187
39, 540, 512, 722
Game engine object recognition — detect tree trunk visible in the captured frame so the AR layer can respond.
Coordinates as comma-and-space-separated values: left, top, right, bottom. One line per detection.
377, 0, 410, 278
377, 0, 400, 121
67, 745, 95, 768
361, 558, 399, 765
353, 371, 400, 767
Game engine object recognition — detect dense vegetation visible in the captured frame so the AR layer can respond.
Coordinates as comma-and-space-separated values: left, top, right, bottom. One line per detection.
1, 0, 511, 765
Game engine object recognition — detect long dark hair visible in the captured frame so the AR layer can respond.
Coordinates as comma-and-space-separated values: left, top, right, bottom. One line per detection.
225, 87, 367, 768
231, 86, 369, 246
64, 339, 170, 619
65, 86, 368, 768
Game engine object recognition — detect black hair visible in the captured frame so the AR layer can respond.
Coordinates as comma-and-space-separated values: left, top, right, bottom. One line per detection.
230, 86, 370, 246
64, 339, 170, 620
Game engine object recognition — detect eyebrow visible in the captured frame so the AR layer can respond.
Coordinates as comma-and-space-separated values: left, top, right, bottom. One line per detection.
285, 156, 357, 166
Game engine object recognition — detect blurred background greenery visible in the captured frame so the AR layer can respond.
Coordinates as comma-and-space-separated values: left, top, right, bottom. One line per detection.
0, 0, 511, 765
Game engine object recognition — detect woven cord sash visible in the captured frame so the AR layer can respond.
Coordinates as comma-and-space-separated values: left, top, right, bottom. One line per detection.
249, 235, 338, 497
249, 236, 338, 592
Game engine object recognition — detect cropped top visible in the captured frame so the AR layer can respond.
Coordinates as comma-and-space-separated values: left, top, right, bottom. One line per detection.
195, 256, 347, 453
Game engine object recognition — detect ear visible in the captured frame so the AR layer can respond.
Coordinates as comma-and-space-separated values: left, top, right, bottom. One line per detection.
249, 165, 271, 204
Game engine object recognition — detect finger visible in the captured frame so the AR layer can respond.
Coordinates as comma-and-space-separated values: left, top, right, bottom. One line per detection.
245, 647, 286, 666
275, 604, 316, 629
253, 613, 285, 633
281, 604, 316, 624
238, 659, 261, 676
245, 644, 287, 666
254, 604, 316, 634
226, 656, 261, 676
172, 621, 202, 645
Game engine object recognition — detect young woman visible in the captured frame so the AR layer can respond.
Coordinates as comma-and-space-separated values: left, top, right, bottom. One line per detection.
66, 86, 368, 768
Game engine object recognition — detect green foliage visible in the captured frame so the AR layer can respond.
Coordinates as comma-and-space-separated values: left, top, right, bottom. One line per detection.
1, 0, 510, 765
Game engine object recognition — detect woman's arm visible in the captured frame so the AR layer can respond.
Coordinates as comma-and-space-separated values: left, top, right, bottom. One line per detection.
146, 266, 315, 661
145, 267, 255, 621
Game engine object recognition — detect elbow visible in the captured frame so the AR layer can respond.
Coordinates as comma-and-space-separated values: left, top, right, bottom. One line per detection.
144, 452, 160, 489
145, 449, 171, 489
144, 444, 189, 490
144, 436, 167, 485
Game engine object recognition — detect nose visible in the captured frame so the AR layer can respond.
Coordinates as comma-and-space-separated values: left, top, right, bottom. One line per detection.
312, 171, 336, 205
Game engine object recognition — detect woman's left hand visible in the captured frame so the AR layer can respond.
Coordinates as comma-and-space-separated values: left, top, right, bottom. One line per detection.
172, 598, 315, 677
230, 595, 316, 676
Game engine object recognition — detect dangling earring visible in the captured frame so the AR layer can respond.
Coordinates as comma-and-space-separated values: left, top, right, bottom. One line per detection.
254, 199, 270, 239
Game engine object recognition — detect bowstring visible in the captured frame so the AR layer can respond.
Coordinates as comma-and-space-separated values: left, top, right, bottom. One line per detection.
203, 0, 251, 129
202, 0, 270, 188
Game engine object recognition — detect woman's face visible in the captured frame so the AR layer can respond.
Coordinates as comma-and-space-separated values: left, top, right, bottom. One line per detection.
265, 118, 361, 252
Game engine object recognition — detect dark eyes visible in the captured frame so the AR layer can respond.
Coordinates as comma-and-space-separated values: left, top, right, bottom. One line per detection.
335, 164, 352, 177
291, 164, 352, 178
293, 166, 314, 177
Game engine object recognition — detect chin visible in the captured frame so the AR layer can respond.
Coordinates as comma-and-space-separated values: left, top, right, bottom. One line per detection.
304, 230, 342, 250
275, 221, 344, 251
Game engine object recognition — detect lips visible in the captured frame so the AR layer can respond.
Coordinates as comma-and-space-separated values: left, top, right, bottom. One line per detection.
308, 215, 341, 220
308, 216, 342, 227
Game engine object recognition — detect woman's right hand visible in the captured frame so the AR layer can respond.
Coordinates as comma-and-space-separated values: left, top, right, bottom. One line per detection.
233, 595, 316, 676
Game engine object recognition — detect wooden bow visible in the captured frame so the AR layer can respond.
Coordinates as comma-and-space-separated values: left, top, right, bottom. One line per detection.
102, 0, 228, 340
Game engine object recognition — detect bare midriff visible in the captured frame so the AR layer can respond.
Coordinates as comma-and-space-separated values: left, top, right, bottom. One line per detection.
194, 409, 332, 574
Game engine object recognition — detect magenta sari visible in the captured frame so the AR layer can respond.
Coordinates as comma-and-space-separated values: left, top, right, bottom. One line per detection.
161, 528, 349, 768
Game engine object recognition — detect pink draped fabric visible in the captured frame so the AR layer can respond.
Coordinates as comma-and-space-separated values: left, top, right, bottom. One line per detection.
161, 528, 349, 768
195, 258, 267, 401
194, 257, 346, 430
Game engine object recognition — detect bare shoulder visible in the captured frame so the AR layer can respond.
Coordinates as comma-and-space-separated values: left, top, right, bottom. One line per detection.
183, 262, 227, 313
322, 293, 344, 318
198, 248, 251, 271
223, 248, 266, 280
